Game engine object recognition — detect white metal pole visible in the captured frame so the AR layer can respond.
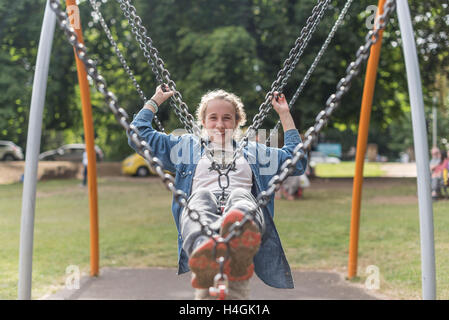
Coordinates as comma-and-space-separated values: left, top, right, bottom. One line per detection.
396, 0, 436, 300
18, 0, 56, 300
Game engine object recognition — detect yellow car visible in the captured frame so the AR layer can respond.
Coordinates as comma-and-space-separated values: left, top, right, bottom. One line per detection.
121, 153, 153, 177
122, 153, 174, 177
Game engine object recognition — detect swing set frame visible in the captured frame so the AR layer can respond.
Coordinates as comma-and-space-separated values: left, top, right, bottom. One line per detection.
18, 0, 436, 300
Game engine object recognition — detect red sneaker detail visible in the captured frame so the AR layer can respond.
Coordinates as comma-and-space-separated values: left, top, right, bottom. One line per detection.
189, 236, 227, 289
188, 209, 262, 290
220, 209, 261, 281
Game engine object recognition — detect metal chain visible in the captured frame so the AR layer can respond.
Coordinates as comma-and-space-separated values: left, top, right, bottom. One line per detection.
117, 0, 330, 166
115, 0, 236, 195
119, 0, 195, 133
248, 0, 396, 213
277, 0, 331, 92
115, 0, 330, 198
49, 0, 216, 237
218, 0, 331, 169
267, 0, 354, 145
88, 0, 165, 132
49, 0, 395, 295
199, 0, 331, 201
243, 0, 331, 141
201, 0, 329, 203
117, 0, 201, 135
117, 0, 243, 204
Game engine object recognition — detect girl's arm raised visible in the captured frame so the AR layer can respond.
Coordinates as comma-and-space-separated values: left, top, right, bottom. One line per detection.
128, 84, 180, 173
270, 92, 307, 177
271, 91, 296, 132
143, 84, 174, 113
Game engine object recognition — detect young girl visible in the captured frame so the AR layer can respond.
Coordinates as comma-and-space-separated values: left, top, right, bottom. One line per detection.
128, 85, 307, 299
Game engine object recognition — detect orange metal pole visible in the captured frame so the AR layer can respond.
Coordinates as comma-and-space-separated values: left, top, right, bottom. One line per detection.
66, 0, 99, 276
347, 0, 386, 280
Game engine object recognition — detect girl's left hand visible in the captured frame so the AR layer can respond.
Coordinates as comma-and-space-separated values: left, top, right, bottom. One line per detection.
271, 91, 290, 115
152, 84, 174, 106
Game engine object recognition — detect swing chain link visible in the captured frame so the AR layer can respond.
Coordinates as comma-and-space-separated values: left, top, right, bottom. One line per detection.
88, 0, 165, 132
249, 0, 396, 210
49, 0, 395, 297
225, 0, 330, 164
118, 0, 200, 135
49, 0, 219, 240
244, 0, 331, 141
118, 0, 248, 207
277, 0, 331, 92
118, 0, 330, 166
209, 257, 229, 300
117, 0, 332, 204
267, 0, 354, 145
205, 0, 332, 186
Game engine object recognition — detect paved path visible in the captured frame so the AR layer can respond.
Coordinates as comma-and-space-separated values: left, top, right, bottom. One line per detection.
380, 163, 417, 177
46, 267, 381, 300
0, 162, 418, 184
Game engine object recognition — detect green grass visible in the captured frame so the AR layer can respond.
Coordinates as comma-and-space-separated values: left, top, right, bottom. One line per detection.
0, 178, 178, 300
1, 177, 448, 299
276, 179, 449, 300
315, 161, 384, 178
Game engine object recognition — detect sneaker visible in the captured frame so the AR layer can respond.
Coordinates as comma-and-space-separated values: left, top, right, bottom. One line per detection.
188, 209, 262, 289
189, 236, 228, 289
219, 209, 261, 282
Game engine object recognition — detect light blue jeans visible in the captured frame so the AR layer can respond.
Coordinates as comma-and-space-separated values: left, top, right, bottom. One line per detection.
180, 187, 265, 256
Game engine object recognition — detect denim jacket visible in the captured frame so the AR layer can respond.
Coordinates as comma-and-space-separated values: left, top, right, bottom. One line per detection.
128, 108, 307, 289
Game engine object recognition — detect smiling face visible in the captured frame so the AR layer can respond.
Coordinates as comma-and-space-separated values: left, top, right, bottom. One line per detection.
202, 98, 237, 145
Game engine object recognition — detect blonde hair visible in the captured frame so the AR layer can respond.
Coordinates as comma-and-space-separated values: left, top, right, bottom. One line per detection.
196, 89, 247, 139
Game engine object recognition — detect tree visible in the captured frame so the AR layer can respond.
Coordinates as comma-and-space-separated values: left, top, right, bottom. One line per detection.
0, 0, 79, 151
1, 0, 447, 160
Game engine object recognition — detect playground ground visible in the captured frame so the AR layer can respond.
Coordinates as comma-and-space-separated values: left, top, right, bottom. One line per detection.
44, 267, 383, 300
1, 168, 448, 300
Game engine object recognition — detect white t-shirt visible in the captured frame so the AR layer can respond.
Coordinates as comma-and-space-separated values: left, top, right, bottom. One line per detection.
192, 144, 252, 194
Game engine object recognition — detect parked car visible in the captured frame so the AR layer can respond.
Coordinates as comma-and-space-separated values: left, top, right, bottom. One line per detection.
0, 140, 24, 161
309, 151, 341, 167
121, 153, 152, 177
39, 144, 104, 162
121, 153, 174, 177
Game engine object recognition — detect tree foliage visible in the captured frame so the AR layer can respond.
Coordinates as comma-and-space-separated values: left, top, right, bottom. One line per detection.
0, 0, 448, 160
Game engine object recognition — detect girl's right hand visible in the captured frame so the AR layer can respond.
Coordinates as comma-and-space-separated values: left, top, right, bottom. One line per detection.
151, 84, 174, 106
